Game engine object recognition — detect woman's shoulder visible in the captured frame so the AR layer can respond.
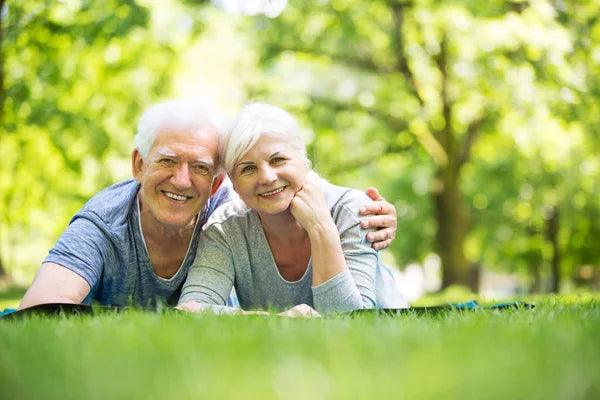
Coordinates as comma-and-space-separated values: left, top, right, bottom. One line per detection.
203, 196, 254, 230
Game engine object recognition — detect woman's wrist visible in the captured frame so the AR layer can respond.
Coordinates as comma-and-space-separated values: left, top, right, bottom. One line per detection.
306, 218, 338, 240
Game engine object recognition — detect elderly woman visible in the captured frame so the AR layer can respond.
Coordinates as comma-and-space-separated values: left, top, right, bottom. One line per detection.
178, 103, 406, 315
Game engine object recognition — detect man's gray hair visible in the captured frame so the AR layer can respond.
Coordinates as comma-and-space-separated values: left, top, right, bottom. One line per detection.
222, 102, 307, 175
134, 99, 226, 158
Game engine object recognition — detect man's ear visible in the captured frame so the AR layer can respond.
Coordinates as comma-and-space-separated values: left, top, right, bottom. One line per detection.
210, 173, 226, 196
132, 149, 144, 182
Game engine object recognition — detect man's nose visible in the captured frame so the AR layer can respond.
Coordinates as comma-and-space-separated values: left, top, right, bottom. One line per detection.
171, 163, 192, 188
258, 165, 277, 185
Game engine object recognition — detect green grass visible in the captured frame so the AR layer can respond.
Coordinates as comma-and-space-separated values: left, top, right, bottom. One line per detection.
1, 297, 598, 400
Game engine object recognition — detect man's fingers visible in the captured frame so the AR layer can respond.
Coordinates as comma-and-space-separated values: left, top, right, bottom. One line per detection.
359, 201, 392, 216
365, 187, 383, 202
366, 227, 395, 243
360, 215, 397, 229
372, 238, 392, 250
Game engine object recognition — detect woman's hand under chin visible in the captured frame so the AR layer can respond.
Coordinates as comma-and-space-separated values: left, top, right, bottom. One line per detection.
289, 174, 334, 234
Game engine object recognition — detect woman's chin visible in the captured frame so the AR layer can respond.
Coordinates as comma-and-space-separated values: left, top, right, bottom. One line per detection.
259, 205, 291, 216
253, 199, 293, 216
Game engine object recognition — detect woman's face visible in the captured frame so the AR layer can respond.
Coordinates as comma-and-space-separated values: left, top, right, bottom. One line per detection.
231, 133, 308, 216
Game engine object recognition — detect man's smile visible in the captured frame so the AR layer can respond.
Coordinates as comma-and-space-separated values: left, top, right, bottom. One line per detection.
162, 190, 193, 202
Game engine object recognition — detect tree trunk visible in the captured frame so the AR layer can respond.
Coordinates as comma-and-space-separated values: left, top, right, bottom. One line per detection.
530, 262, 542, 293
546, 206, 561, 293
429, 33, 477, 292
434, 169, 474, 290
0, 256, 6, 278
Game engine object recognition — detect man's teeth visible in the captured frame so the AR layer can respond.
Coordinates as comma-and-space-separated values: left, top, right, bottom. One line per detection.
165, 192, 188, 201
259, 187, 286, 197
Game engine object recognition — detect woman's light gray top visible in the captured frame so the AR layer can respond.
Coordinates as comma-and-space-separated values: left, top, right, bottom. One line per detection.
178, 180, 407, 313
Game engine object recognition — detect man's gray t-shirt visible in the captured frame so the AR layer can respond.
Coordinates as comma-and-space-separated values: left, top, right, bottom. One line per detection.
44, 179, 231, 307
179, 181, 407, 313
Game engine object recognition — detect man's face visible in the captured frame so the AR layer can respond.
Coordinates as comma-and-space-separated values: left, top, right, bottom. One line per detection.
132, 124, 222, 230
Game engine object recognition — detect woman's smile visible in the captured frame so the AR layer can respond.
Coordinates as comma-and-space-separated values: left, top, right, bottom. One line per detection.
258, 185, 288, 197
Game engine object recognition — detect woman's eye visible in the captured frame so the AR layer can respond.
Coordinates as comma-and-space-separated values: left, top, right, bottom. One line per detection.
271, 157, 286, 165
241, 165, 256, 174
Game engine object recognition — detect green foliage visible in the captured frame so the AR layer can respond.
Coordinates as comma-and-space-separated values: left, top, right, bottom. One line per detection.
0, 0, 201, 274
1, 299, 599, 399
1, 0, 598, 290
248, 0, 600, 288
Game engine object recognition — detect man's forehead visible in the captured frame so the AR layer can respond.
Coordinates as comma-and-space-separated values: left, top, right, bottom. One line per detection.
152, 144, 216, 162
150, 124, 219, 152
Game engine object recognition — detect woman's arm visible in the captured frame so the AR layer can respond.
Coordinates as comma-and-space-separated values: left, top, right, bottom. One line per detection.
290, 181, 346, 286
178, 225, 239, 314
290, 181, 366, 313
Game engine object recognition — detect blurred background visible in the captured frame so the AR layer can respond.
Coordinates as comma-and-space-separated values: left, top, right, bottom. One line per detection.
1, 0, 598, 302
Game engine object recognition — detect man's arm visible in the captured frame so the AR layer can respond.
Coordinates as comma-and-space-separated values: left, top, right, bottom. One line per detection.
19, 263, 91, 310
360, 187, 397, 250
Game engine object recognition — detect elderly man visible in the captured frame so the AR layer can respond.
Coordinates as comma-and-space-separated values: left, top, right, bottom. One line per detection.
19, 99, 398, 309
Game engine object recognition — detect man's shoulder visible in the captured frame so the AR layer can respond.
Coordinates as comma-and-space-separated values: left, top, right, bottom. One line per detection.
74, 180, 139, 229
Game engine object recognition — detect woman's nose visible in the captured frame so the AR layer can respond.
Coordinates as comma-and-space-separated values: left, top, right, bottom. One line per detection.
258, 166, 277, 185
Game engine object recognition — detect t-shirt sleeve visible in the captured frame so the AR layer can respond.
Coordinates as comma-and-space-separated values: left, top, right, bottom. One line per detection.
44, 215, 112, 290
178, 223, 236, 310
311, 192, 379, 312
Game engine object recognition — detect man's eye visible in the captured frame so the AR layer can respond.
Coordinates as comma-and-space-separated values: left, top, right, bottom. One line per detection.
192, 164, 210, 175
159, 159, 176, 166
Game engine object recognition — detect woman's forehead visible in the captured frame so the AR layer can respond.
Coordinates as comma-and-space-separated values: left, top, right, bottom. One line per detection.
243, 133, 298, 157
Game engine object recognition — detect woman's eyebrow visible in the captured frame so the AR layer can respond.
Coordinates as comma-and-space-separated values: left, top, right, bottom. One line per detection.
236, 160, 254, 167
236, 151, 284, 168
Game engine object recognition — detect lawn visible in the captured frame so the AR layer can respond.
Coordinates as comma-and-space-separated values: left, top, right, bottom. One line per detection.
1, 296, 598, 400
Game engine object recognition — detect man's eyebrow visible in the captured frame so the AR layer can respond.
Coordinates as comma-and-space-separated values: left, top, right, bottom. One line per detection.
154, 149, 177, 158
193, 159, 214, 167
153, 149, 214, 165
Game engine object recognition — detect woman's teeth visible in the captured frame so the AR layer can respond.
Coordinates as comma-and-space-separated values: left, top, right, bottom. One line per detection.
259, 187, 286, 197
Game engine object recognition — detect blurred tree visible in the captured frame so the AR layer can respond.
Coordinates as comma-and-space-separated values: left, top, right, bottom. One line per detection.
0, 0, 6, 278
249, 0, 599, 291
0, 0, 202, 276
464, 0, 600, 292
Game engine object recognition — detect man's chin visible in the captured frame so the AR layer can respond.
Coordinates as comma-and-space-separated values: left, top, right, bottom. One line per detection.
156, 213, 198, 229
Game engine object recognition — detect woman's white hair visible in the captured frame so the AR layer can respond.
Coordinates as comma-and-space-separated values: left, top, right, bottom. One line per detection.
134, 99, 226, 159
222, 103, 307, 174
